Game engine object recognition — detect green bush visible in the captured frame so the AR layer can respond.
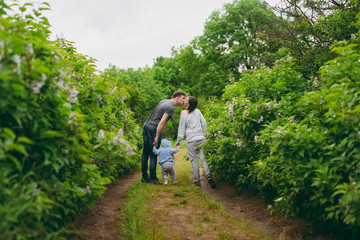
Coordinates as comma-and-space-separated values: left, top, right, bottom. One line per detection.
0, 1, 140, 239
204, 33, 360, 237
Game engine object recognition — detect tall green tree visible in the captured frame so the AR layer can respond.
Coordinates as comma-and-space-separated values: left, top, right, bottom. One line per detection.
172, 0, 283, 97
270, 0, 360, 76
197, 0, 282, 71
101, 65, 167, 125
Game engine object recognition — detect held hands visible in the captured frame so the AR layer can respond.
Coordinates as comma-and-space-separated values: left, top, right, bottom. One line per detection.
175, 142, 180, 147
153, 137, 158, 147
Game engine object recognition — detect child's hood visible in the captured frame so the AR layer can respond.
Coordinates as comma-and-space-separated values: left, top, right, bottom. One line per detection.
161, 139, 171, 148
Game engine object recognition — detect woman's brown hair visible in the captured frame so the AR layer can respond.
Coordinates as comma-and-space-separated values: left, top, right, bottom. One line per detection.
187, 96, 198, 113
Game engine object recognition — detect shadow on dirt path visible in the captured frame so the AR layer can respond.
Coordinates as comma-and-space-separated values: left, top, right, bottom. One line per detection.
73, 169, 141, 240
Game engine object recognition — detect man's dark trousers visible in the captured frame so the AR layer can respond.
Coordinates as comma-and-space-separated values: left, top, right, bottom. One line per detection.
141, 125, 162, 181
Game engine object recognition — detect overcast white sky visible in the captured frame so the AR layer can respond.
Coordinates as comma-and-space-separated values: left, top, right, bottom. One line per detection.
20, 0, 280, 71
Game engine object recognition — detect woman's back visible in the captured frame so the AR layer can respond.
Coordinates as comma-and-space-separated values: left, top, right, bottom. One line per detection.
177, 109, 207, 143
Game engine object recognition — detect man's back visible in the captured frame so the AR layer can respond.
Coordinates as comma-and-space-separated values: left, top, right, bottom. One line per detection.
144, 99, 174, 129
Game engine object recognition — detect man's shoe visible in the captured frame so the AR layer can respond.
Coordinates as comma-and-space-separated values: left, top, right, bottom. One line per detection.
207, 177, 216, 189
141, 176, 150, 183
150, 179, 162, 185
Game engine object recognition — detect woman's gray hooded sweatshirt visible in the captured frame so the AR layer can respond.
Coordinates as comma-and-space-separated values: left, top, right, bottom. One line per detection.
176, 109, 207, 144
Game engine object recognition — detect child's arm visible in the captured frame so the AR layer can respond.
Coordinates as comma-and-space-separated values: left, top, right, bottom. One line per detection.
170, 146, 179, 154
153, 146, 160, 155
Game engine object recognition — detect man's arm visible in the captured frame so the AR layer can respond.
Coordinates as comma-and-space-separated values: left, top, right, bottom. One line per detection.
153, 113, 170, 147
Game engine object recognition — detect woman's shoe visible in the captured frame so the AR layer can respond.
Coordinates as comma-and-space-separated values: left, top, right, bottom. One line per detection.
207, 177, 216, 189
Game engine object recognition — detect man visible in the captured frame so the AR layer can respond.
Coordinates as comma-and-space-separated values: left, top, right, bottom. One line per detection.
141, 91, 186, 184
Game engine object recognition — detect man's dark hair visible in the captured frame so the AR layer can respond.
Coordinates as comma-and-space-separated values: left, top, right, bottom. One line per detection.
187, 96, 198, 113
172, 91, 186, 98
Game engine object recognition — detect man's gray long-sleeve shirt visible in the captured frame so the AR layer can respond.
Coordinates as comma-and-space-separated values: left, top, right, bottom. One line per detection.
177, 109, 207, 143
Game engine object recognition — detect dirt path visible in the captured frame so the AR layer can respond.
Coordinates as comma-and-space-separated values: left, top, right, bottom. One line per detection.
73, 169, 141, 240
73, 153, 329, 240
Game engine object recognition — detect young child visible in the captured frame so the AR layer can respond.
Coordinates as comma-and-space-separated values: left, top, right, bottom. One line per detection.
153, 139, 179, 185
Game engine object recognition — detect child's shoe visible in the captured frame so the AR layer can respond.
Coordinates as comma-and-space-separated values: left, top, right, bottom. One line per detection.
163, 180, 168, 185
194, 181, 201, 187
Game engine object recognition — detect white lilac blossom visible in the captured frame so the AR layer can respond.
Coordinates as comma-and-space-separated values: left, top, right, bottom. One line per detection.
254, 135, 259, 141
276, 127, 284, 138
54, 55, 60, 62
67, 112, 78, 127
109, 86, 117, 94
33, 183, 38, 192
290, 116, 296, 124
98, 129, 105, 139
113, 135, 136, 156
226, 103, 234, 117
258, 116, 264, 123
118, 128, 123, 136
112, 135, 122, 145
229, 76, 235, 83
232, 131, 239, 138
56, 34, 65, 48
265, 102, 272, 109
30, 74, 47, 94
110, 125, 115, 131
273, 98, 278, 107
27, 43, 34, 55
243, 107, 249, 120
59, 69, 67, 80
67, 87, 79, 103
0, 40, 4, 61
358, 131, 360, 139
55, 78, 65, 89
13, 54, 21, 74
236, 139, 243, 147
84, 185, 91, 195
312, 77, 319, 87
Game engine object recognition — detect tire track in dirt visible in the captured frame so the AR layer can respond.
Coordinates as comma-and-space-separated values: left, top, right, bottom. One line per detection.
73, 169, 141, 240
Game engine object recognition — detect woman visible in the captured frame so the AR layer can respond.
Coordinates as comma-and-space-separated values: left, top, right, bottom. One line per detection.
176, 96, 216, 188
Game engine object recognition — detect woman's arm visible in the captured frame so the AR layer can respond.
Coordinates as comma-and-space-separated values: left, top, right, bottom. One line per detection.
199, 111, 207, 132
176, 115, 186, 144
